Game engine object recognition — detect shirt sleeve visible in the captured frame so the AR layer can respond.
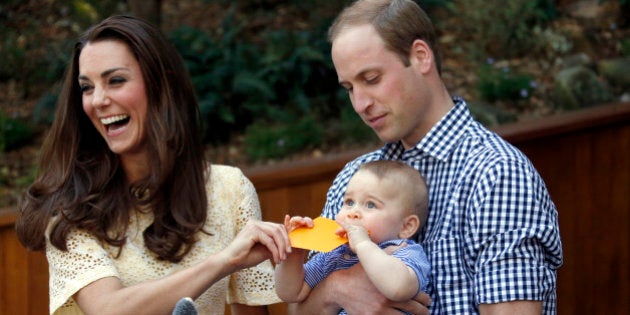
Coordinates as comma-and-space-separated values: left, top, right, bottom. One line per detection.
468, 159, 562, 304
46, 226, 119, 314
393, 242, 431, 293
303, 248, 349, 289
225, 168, 282, 306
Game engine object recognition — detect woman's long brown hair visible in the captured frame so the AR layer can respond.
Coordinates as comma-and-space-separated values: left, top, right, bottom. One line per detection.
16, 16, 208, 263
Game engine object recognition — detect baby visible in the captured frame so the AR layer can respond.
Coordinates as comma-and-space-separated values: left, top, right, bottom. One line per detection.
275, 160, 431, 312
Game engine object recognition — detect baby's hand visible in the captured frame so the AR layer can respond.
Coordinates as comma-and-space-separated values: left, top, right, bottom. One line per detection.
335, 222, 371, 252
283, 215, 314, 233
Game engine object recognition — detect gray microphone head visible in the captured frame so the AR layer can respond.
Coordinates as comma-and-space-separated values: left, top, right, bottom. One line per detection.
172, 297, 198, 315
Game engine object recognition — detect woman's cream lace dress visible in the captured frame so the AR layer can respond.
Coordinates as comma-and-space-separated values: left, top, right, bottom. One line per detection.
46, 165, 281, 314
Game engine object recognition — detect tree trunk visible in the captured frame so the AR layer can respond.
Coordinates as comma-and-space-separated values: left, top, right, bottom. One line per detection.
127, 0, 162, 28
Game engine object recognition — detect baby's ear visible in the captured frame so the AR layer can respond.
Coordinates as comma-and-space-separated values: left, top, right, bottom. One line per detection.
399, 215, 420, 239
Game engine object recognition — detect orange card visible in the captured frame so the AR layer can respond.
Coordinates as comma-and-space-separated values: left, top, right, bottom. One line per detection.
289, 217, 348, 252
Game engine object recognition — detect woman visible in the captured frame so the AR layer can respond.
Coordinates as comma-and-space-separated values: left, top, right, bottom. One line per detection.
16, 15, 289, 315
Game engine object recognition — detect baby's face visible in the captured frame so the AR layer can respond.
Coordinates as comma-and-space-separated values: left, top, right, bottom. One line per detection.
336, 170, 409, 243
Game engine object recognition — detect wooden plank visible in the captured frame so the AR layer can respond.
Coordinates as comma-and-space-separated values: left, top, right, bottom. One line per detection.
516, 121, 630, 315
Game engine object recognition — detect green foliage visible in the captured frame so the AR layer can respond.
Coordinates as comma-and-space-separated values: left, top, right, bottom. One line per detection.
169, 20, 265, 143
169, 6, 341, 148
0, 111, 34, 152
599, 0, 629, 5
10, 0, 614, 165
477, 62, 536, 103
32, 91, 60, 125
0, 0, 122, 97
244, 115, 323, 161
448, 0, 558, 59
621, 38, 630, 56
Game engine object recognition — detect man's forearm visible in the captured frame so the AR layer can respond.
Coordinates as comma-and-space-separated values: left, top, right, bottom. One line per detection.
286, 271, 341, 315
478, 300, 542, 315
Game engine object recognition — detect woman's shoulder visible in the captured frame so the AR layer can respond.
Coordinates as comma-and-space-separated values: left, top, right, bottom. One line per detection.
208, 164, 243, 174
206, 164, 250, 187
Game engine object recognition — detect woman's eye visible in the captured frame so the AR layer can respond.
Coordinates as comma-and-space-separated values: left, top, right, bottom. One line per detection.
109, 77, 126, 85
79, 84, 92, 93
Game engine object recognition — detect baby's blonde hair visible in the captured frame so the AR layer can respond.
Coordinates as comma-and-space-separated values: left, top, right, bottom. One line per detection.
356, 160, 429, 229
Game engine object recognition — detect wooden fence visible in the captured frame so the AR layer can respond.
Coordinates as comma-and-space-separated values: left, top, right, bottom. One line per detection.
1, 101, 629, 315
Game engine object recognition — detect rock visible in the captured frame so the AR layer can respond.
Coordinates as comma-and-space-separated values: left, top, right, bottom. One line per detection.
552, 66, 613, 110
555, 53, 592, 68
598, 57, 630, 89
468, 102, 517, 127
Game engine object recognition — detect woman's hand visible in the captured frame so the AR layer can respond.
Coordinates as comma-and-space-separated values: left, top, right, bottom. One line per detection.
221, 220, 291, 270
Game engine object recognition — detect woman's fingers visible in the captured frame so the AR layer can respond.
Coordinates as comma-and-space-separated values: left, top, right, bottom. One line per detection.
243, 220, 291, 263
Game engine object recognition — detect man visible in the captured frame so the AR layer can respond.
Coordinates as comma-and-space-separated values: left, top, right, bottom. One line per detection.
289, 0, 563, 314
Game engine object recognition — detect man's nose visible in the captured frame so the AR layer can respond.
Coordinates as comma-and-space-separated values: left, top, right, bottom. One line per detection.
351, 87, 373, 113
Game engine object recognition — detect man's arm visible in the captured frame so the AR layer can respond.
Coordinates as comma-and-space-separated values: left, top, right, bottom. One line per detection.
479, 300, 542, 315
287, 263, 430, 315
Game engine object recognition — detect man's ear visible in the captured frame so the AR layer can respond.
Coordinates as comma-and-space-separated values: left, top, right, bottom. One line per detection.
409, 39, 433, 74
399, 214, 420, 239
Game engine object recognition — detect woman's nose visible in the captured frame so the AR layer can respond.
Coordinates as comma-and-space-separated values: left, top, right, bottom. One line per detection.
91, 87, 110, 107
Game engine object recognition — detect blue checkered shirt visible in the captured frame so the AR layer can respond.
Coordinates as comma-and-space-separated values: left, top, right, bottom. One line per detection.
321, 97, 563, 314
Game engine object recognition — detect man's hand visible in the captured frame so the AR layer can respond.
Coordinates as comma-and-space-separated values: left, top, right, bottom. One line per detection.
289, 261, 430, 315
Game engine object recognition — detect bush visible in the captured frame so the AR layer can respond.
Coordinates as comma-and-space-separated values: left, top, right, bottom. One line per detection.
169, 5, 343, 152
0, 110, 33, 152
477, 61, 537, 104
245, 114, 323, 161
447, 0, 558, 60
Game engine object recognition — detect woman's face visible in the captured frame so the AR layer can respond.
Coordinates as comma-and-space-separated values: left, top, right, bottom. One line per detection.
78, 40, 149, 163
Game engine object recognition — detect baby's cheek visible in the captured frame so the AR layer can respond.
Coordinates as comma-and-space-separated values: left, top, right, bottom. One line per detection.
335, 216, 345, 226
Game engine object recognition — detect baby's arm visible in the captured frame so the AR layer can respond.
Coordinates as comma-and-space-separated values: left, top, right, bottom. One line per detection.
274, 215, 313, 303
340, 224, 419, 302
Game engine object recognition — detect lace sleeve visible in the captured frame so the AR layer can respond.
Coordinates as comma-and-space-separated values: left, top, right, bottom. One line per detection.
224, 167, 281, 306
46, 227, 119, 313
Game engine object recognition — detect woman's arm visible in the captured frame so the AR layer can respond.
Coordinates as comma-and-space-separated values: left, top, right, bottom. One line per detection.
231, 303, 269, 315
74, 220, 290, 315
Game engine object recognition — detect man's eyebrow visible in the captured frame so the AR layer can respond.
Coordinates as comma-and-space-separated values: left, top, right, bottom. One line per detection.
78, 67, 128, 81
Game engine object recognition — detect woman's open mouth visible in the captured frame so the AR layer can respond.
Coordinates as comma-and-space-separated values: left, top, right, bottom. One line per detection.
101, 114, 130, 132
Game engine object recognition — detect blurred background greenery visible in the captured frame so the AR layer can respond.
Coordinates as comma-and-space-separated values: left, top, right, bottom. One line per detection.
1, 0, 629, 206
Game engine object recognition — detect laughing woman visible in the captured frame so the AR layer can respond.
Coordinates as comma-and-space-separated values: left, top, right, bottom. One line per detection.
16, 15, 288, 315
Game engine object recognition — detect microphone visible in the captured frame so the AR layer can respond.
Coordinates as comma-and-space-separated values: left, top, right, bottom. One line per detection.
172, 297, 198, 315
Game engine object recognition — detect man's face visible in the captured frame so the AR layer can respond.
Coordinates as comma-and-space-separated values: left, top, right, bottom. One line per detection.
332, 24, 431, 149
